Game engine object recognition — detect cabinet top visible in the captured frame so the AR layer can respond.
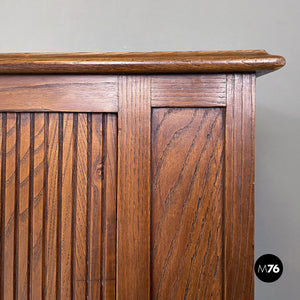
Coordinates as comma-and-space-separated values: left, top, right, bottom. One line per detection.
0, 50, 285, 76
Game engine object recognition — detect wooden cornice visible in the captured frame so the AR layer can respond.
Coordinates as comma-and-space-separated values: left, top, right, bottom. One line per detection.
0, 50, 285, 76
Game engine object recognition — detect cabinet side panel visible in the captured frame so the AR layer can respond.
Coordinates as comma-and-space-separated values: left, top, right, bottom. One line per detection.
225, 74, 255, 300
151, 108, 224, 299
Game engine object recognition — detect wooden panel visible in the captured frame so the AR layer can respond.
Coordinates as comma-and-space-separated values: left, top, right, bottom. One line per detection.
224, 74, 255, 300
151, 75, 226, 107
117, 76, 151, 299
151, 108, 224, 299
0, 112, 117, 299
0, 76, 118, 112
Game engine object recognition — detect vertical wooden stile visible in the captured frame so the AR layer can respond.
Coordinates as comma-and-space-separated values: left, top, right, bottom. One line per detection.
117, 76, 151, 299
224, 74, 255, 300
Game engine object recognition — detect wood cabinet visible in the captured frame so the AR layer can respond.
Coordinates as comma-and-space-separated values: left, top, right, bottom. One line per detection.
0, 51, 285, 299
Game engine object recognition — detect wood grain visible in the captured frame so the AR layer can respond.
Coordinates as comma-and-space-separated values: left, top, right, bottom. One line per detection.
102, 114, 117, 299
45, 113, 59, 299
151, 75, 226, 107
224, 74, 255, 300
18, 113, 30, 299
0, 115, 2, 298
0, 56, 281, 299
60, 113, 74, 299
88, 113, 103, 299
0, 76, 118, 112
4, 113, 16, 300
117, 76, 151, 299
151, 108, 224, 299
0, 113, 5, 298
0, 50, 285, 75
74, 113, 88, 298
0, 112, 117, 299
32, 113, 45, 299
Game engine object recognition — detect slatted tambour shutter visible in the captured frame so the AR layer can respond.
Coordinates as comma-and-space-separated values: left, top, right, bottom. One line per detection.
0, 75, 118, 299
0, 112, 117, 299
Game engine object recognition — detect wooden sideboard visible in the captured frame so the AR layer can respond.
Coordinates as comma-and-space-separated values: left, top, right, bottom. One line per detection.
0, 51, 285, 299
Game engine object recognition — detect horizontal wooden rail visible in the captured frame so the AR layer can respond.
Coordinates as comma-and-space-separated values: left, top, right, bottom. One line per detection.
0, 76, 118, 112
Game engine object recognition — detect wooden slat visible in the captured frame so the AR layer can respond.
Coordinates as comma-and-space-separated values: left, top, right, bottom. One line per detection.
18, 113, 30, 299
151, 75, 226, 107
102, 114, 117, 299
151, 108, 224, 299
31, 113, 45, 299
0, 115, 2, 294
224, 74, 255, 300
75, 113, 88, 298
0, 114, 5, 298
0, 76, 118, 112
117, 76, 151, 299
3, 113, 16, 299
60, 113, 74, 299
88, 113, 103, 299
45, 113, 59, 299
